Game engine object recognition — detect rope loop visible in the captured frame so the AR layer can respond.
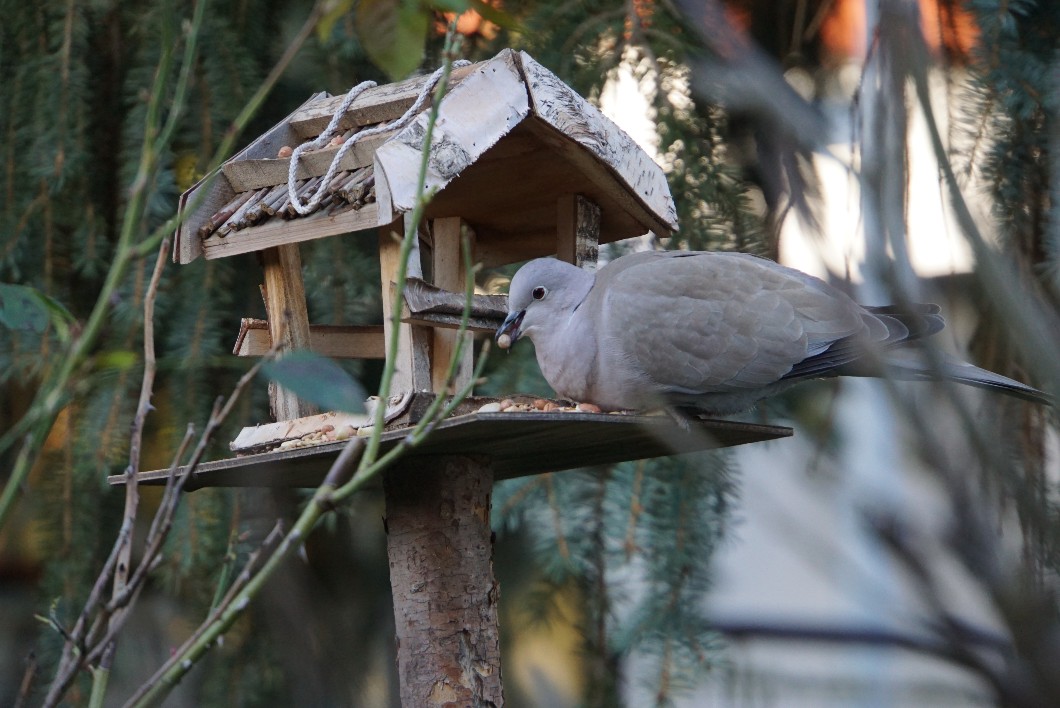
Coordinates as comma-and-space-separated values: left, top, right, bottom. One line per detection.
287, 60, 472, 216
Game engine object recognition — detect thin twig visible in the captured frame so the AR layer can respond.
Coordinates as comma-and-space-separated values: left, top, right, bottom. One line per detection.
14, 651, 38, 708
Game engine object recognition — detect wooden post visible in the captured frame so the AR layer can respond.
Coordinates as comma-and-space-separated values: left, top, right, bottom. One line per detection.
430, 217, 474, 394
556, 194, 601, 269
261, 243, 315, 420
379, 218, 432, 394
384, 457, 504, 706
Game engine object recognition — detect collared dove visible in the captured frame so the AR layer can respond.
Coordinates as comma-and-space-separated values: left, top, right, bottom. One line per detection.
495, 250, 1048, 414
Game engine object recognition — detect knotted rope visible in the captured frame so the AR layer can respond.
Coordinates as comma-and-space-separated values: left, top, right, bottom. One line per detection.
287, 60, 472, 216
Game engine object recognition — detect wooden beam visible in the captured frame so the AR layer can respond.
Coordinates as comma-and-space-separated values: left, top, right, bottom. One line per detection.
556, 194, 601, 269
288, 62, 482, 139
430, 218, 475, 394
202, 202, 378, 260
261, 244, 316, 421
379, 218, 432, 394
221, 133, 391, 193
233, 318, 385, 358
401, 278, 506, 332
384, 457, 504, 706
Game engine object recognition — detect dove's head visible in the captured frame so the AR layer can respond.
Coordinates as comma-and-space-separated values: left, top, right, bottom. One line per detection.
496, 258, 593, 349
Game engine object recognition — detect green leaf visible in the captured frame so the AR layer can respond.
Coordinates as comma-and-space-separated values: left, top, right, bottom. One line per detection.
0, 283, 52, 334
261, 351, 366, 413
95, 350, 139, 372
355, 0, 430, 80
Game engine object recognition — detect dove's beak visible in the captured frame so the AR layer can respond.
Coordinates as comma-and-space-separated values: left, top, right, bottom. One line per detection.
496, 310, 524, 350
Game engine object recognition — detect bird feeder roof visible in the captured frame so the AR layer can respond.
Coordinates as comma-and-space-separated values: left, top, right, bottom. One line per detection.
174, 48, 677, 265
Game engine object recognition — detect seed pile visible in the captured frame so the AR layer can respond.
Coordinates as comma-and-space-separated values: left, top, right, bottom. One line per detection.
477, 399, 603, 413
276, 423, 357, 450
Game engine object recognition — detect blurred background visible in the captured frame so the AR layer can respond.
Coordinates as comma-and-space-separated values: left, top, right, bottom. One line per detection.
1, 0, 1058, 705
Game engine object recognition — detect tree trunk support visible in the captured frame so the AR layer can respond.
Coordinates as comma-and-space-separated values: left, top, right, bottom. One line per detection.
384, 456, 503, 707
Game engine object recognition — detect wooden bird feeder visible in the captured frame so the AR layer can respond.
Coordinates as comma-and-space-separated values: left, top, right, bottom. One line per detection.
113, 49, 791, 705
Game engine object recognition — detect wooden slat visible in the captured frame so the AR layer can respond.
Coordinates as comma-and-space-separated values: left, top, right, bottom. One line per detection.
262, 244, 315, 421
379, 218, 432, 394
288, 62, 482, 139
430, 217, 474, 393
201, 202, 379, 260
556, 194, 601, 269
233, 318, 385, 358
221, 134, 389, 193
109, 410, 793, 489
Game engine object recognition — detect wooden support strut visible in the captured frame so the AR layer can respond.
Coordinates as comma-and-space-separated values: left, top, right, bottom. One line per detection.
430, 217, 474, 393
379, 217, 432, 395
261, 243, 316, 421
384, 457, 503, 706
556, 193, 601, 269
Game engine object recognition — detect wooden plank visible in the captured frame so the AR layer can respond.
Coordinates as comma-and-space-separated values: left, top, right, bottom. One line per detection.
401, 277, 506, 332
222, 133, 390, 193
379, 218, 432, 394
556, 194, 601, 269
233, 318, 385, 358
109, 410, 793, 489
261, 244, 315, 421
175, 92, 329, 264
374, 48, 531, 225
430, 217, 474, 393
202, 202, 379, 260
288, 62, 482, 139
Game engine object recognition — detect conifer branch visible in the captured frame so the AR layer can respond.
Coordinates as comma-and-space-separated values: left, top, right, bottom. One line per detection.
0, 0, 325, 534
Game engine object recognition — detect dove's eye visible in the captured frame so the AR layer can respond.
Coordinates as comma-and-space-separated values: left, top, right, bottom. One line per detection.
532, 286, 548, 300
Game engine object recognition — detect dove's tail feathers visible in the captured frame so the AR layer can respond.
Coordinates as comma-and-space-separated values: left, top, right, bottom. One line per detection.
863, 303, 946, 340
881, 351, 1052, 405
783, 303, 945, 382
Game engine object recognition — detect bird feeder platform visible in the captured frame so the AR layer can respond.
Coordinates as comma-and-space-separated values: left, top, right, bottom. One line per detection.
109, 402, 791, 490
139, 46, 794, 706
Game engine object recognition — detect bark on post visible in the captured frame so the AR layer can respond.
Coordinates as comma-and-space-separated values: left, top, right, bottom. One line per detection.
384, 457, 503, 707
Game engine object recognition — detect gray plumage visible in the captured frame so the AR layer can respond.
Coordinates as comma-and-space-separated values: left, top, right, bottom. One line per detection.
495, 251, 1048, 414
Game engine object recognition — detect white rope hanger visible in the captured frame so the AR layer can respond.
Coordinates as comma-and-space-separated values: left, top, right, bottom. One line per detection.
286, 60, 472, 216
